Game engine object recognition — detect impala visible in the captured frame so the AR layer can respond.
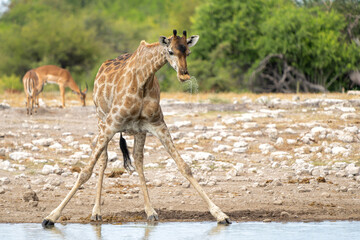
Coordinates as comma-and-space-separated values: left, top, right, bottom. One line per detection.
33, 65, 88, 107
22, 69, 44, 115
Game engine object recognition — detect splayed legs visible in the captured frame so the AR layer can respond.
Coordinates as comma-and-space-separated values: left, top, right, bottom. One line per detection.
42, 132, 114, 227
148, 123, 231, 224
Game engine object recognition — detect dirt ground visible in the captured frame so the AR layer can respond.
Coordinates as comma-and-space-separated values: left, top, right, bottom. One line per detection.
0, 92, 360, 224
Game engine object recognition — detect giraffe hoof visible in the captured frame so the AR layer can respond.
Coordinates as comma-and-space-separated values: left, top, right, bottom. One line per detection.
42, 219, 55, 228
147, 214, 159, 222
91, 214, 102, 222
218, 218, 232, 225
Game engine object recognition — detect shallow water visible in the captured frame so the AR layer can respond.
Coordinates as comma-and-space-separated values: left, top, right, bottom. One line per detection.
0, 221, 359, 240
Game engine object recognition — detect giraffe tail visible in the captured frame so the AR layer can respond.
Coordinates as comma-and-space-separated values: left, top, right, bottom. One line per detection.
119, 133, 134, 173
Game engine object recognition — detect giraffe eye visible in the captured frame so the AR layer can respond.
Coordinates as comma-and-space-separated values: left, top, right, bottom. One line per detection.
169, 50, 174, 55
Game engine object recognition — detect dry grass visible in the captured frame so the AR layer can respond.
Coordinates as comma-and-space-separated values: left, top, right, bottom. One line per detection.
1, 91, 358, 107
0, 91, 94, 107
161, 92, 360, 103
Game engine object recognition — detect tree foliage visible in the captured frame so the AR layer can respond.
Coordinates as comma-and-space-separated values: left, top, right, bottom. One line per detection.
192, 0, 360, 92
1, 0, 360, 93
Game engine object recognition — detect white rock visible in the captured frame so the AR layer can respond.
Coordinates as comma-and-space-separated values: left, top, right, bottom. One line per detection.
23, 143, 34, 149
194, 125, 207, 131
270, 151, 291, 161
332, 147, 348, 155
42, 165, 55, 175
298, 186, 311, 193
333, 162, 347, 169
256, 96, 270, 104
287, 139, 297, 145
234, 141, 248, 148
338, 107, 356, 112
193, 152, 215, 161
110, 160, 123, 169
311, 127, 327, 135
234, 163, 244, 172
340, 113, 358, 120
345, 164, 360, 176
49, 142, 63, 149
62, 158, 78, 165
79, 144, 92, 153
275, 137, 284, 146
344, 126, 358, 134
272, 162, 280, 168
321, 192, 331, 198
43, 184, 55, 191
265, 128, 278, 138
0, 177, 10, 185
32, 138, 54, 147
62, 136, 74, 143
68, 152, 86, 160
211, 136, 223, 141
213, 122, 226, 130
232, 147, 247, 153
222, 118, 238, 125
284, 128, 296, 134
243, 122, 259, 129
213, 145, 232, 152
48, 178, 63, 187
247, 167, 257, 173
9, 152, 30, 161
226, 168, 238, 178
108, 151, 118, 161
152, 179, 162, 187
253, 131, 263, 136
337, 134, 354, 143
145, 163, 159, 168
174, 121, 192, 128
0, 160, 11, 170
259, 144, 274, 154
335, 170, 347, 178
31, 146, 40, 152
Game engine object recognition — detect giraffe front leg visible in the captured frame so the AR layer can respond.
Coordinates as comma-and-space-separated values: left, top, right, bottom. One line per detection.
148, 123, 231, 224
133, 133, 158, 221
42, 132, 113, 228
91, 150, 108, 221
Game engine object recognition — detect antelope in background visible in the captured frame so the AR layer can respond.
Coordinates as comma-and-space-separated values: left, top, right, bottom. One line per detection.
22, 69, 44, 115
32, 65, 88, 108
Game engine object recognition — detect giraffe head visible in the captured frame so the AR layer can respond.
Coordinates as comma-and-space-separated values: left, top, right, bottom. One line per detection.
159, 29, 199, 82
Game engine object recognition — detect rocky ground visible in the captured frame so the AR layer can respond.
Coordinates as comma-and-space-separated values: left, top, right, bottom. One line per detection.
1, 93, 360, 224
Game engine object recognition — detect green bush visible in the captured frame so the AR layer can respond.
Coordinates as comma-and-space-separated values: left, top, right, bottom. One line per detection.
0, 74, 23, 93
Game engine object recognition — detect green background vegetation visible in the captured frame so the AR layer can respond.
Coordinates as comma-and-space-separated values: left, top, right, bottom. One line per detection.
0, 0, 360, 93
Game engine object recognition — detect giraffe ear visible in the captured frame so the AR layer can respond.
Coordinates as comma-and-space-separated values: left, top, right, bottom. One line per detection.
159, 36, 170, 47
187, 35, 199, 48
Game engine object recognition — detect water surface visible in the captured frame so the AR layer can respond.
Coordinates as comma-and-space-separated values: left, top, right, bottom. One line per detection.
0, 221, 359, 240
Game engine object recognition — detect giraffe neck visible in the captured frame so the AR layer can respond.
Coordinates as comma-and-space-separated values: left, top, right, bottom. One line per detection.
129, 41, 167, 86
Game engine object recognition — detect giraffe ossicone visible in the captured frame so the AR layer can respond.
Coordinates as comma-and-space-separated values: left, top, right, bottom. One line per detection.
42, 30, 231, 228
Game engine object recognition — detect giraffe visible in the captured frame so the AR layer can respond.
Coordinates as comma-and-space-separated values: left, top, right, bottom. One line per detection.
42, 30, 231, 227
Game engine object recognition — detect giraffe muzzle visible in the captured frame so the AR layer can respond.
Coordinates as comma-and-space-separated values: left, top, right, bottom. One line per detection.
178, 70, 191, 82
